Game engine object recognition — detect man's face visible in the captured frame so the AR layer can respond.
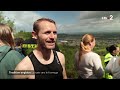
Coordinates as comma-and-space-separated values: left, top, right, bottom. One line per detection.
36, 21, 57, 49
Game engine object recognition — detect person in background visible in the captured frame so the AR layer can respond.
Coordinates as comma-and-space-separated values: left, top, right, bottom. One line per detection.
14, 37, 25, 58
104, 44, 120, 79
0, 23, 24, 79
21, 35, 37, 56
74, 34, 104, 79
105, 52, 120, 79
13, 18, 67, 79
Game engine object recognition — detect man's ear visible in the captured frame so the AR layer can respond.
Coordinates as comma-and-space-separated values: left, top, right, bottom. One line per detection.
32, 31, 37, 39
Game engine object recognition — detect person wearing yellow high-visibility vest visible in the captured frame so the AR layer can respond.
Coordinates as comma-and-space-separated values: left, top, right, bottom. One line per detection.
104, 44, 120, 79
21, 37, 37, 56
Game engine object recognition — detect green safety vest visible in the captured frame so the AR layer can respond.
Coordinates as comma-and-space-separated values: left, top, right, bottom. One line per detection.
104, 53, 113, 79
104, 53, 113, 63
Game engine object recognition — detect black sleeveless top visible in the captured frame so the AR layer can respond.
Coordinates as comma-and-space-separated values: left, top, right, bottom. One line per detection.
28, 50, 63, 79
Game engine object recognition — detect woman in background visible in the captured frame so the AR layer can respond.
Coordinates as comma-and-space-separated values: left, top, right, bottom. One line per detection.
104, 44, 120, 66
104, 44, 120, 79
74, 34, 104, 79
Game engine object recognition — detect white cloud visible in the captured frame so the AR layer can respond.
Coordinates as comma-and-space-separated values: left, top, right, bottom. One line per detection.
2, 11, 120, 34
2, 11, 42, 32
58, 11, 120, 33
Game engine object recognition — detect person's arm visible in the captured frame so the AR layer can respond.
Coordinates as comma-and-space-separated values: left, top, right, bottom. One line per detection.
92, 54, 104, 79
74, 51, 79, 70
62, 57, 67, 79
57, 52, 67, 79
105, 57, 116, 74
13, 56, 33, 79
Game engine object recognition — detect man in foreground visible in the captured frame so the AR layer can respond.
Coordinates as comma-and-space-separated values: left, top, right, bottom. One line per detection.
13, 18, 67, 79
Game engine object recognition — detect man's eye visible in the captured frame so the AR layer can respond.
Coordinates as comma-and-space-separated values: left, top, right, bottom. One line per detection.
45, 31, 51, 34
53, 32, 57, 34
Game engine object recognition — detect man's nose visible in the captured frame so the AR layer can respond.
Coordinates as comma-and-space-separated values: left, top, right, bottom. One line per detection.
49, 32, 55, 38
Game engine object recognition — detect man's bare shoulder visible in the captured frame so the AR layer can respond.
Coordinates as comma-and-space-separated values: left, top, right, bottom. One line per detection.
56, 51, 65, 64
14, 56, 35, 79
15, 56, 33, 71
56, 51, 64, 57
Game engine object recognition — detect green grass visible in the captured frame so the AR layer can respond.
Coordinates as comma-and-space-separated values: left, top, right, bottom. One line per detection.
59, 45, 79, 78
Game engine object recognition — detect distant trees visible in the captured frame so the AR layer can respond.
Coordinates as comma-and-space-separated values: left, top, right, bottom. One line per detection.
14, 31, 32, 40
0, 11, 32, 40
0, 11, 15, 30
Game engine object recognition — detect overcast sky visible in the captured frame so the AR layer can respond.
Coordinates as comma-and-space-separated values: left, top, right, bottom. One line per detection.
2, 11, 120, 34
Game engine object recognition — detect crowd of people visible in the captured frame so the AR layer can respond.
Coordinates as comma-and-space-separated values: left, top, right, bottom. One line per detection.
0, 17, 120, 79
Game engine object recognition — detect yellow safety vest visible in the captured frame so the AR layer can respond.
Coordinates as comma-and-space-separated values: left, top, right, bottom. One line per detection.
22, 44, 37, 49
104, 53, 113, 79
104, 53, 113, 63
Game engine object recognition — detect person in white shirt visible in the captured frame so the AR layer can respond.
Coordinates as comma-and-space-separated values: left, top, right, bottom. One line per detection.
104, 44, 120, 79
74, 34, 104, 79
105, 56, 120, 79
